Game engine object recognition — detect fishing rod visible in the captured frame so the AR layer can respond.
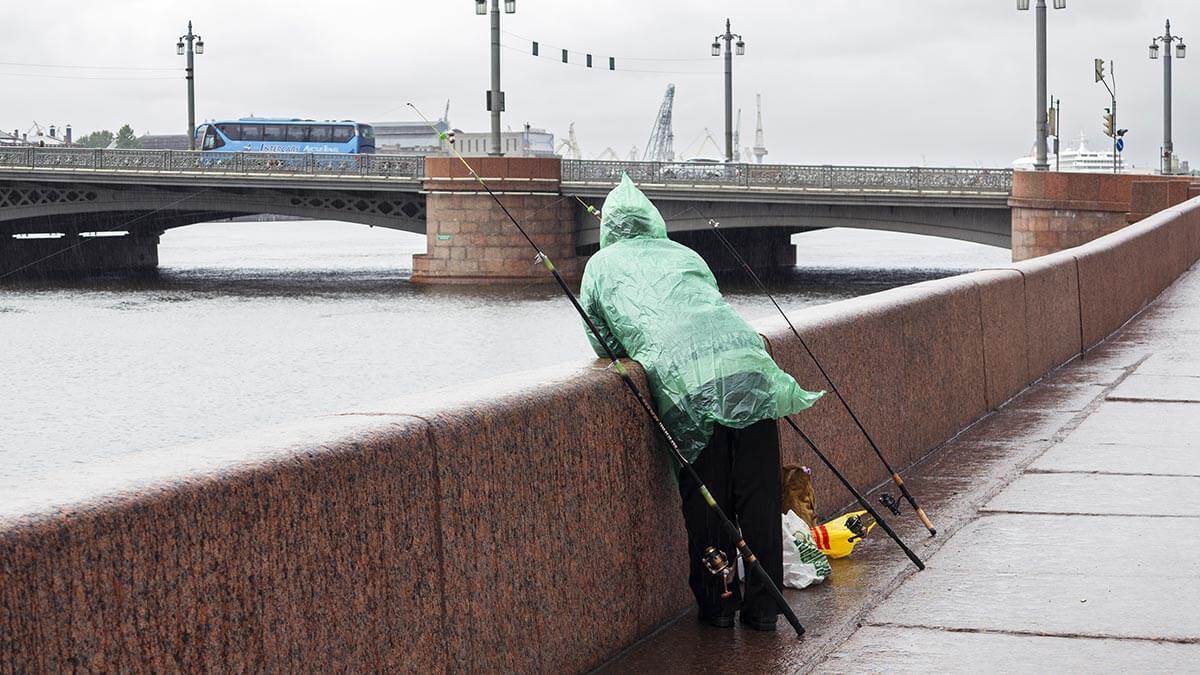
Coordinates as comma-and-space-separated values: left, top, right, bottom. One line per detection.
408, 103, 808, 637
707, 219, 938, 537
573, 199, 925, 568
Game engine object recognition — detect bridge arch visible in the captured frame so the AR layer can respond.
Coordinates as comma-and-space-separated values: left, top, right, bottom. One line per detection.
0, 181, 426, 236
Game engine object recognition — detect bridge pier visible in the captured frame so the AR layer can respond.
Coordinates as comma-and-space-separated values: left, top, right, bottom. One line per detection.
1, 231, 159, 279
411, 157, 583, 284
669, 227, 797, 274
1009, 171, 1196, 261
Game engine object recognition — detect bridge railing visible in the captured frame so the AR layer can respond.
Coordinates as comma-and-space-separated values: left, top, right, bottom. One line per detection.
561, 159, 1013, 194
0, 147, 426, 180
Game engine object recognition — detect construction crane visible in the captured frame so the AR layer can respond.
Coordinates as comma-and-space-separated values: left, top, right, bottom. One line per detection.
556, 122, 582, 159
752, 93, 769, 164
642, 84, 676, 162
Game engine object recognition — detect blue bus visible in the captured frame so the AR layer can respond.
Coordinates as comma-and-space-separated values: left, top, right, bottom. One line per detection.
194, 118, 376, 154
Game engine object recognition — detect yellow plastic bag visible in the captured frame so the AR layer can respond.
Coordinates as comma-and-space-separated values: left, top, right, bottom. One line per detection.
811, 511, 877, 559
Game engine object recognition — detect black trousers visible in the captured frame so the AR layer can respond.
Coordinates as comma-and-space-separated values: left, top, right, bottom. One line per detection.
677, 418, 783, 620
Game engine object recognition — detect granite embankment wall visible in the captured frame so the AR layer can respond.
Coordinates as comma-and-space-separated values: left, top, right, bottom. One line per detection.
4, 199, 1199, 673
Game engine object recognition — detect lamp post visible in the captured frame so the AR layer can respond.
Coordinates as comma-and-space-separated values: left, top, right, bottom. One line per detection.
476, 0, 515, 156
711, 19, 744, 163
176, 21, 204, 151
1150, 20, 1186, 174
1017, 0, 1065, 171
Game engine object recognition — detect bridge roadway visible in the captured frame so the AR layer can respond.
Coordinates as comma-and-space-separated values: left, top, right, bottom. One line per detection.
0, 147, 1013, 247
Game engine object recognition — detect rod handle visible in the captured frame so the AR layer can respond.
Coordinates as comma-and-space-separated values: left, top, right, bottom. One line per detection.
915, 507, 937, 537
892, 473, 938, 537
737, 541, 805, 638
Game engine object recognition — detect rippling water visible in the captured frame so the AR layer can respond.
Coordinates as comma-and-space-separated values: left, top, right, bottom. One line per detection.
1, 220, 1008, 490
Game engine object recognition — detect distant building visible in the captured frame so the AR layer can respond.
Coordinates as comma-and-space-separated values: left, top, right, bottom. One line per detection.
0, 129, 21, 146
372, 118, 555, 157
372, 119, 450, 155
137, 134, 191, 150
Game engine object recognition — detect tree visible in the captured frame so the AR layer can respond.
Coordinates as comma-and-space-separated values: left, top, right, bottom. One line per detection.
75, 130, 114, 148
114, 124, 140, 149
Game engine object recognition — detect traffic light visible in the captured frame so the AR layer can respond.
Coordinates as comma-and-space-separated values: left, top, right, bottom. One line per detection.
1102, 109, 1114, 137
1094, 58, 1106, 82
1048, 106, 1058, 136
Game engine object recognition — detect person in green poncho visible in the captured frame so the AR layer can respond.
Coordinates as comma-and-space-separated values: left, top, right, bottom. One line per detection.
580, 175, 824, 631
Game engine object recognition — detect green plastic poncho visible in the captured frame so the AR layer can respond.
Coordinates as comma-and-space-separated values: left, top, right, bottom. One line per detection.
580, 175, 824, 463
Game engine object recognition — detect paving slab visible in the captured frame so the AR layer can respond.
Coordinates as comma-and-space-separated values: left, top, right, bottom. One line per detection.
1051, 400, 1200, 450
866, 514, 1200, 642
1032, 439, 1200, 476
982, 473, 1200, 516
1133, 352, 1200, 378
813, 625, 1200, 675
1107, 373, 1200, 402
1000, 383, 1108, 414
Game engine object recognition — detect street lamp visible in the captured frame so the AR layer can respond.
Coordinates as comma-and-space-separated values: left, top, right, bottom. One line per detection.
1017, 0, 1066, 171
176, 21, 204, 151
712, 19, 744, 163
476, 0, 515, 156
1150, 19, 1186, 174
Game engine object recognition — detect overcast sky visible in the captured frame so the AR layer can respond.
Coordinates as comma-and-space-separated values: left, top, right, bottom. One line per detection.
4, 1, 1198, 168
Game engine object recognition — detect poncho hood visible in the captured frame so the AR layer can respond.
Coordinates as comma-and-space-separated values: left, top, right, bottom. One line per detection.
599, 174, 668, 248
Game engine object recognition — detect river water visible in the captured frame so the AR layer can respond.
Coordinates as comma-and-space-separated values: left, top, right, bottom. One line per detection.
1, 220, 1008, 492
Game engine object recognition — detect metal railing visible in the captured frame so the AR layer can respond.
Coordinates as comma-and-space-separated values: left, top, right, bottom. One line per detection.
561, 159, 1013, 194
0, 147, 426, 180
0, 148, 1013, 194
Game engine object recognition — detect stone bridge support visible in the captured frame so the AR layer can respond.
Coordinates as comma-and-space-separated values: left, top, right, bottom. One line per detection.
670, 227, 797, 274
1010, 171, 1197, 261
1, 231, 159, 278
411, 157, 582, 284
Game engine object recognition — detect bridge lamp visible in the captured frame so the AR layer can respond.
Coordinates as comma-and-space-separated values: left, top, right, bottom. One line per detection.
712, 19, 745, 162
476, 0, 514, 156
1150, 20, 1186, 173
176, 40, 184, 55
1017, 0, 1065, 171
177, 21, 204, 151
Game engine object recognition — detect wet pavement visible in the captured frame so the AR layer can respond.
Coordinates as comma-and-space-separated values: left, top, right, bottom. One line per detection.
598, 264, 1200, 674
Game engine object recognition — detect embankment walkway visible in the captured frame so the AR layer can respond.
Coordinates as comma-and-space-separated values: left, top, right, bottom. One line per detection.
601, 262, 1200, 672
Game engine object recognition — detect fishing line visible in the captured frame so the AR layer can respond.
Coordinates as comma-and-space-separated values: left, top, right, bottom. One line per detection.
408, 102, 809, 637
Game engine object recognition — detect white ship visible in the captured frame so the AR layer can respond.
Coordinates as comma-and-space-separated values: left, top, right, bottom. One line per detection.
1013, 133, 1128, 172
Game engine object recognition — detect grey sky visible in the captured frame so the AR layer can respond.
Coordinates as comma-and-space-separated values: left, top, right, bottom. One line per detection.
3, 0, 1198, 168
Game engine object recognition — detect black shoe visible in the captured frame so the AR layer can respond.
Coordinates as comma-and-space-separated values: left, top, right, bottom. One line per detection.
739, 613, 778, 632
698, 612, 735, 628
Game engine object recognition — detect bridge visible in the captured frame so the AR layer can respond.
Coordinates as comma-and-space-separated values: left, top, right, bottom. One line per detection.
1, 147, 1013, 278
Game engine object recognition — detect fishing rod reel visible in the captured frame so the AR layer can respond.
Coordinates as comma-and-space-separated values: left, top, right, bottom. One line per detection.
879, 493, 902, 517
701, 546, 739, 599
845, 513, 876, 543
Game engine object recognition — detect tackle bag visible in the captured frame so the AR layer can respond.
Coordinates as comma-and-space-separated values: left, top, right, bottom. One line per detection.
782, 509, 831, 588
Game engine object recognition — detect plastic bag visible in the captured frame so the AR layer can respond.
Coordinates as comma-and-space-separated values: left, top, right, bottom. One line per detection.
782, 510, 831, 589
